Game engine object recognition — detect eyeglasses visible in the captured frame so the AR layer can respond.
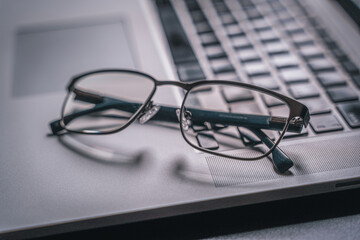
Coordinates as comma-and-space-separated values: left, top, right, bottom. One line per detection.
49, 69, 310, 173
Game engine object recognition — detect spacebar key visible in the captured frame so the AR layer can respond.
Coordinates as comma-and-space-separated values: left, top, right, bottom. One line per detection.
337, 101, 360, 128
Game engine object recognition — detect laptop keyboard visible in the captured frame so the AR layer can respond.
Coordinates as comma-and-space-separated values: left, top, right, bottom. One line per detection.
155, 0, 360, 146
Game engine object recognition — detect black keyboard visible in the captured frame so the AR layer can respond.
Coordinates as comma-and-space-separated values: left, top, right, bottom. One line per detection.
155, 0, 360, 144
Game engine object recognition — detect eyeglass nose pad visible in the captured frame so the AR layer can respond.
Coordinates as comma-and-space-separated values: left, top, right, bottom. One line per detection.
139, 101, 161, 124
176, 108, 192, 131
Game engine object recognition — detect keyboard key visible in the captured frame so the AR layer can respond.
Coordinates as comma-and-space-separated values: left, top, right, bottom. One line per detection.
245, 8, 263, 20
307, 16, 319, 27
264, 42, 289, 55
262, 94, 285, 107
239, 0, 254, 9
210, 58, 235, 74
215, 71, 239, 81
300, 98, 331, 115
315, 28, 329, 38
271, 54, 299, 69
288, 84, 320, 99
237, 49, 261, 63
225, 24, 244, 37
221, 86, 254, 103
243, 62, 270, 78
284, 127, 308, 138
213, 2, 229, 14
342, 60, 359, 75
327, 86, 358, 103
195, 22, 212, 33
231, 36, 252, 49
230, 101, 262, 114
251, 19, 271, 32
284, 22, 305, 35
204, 45, 226, 59
185, 0, 201, 11
185, 92, 202, 107
200, 32, 219, 46
337, 101, 360, 128
192, 124, 208, 132
316, 72, 347, 88
291, 33, 314, 47
196, 132, 219, 150
299, 45, 325, 60
331, 48, 348, 61
310, 115, 343, 133
190, 10, 206, 23
219, 13, 236, 25
322, 36, 338, 49
352, 75, 360, 88
279, 68, 308, 84
251, 76, 280, 90
268, 105, 289, 118
257, 30, 280, 43
278, 16, 296, 24
307, 58, 335, 73
177, 62, 205, 81
283, 20, 301, 30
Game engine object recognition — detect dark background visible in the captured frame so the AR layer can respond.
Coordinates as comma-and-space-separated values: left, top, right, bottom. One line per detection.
38, 188, 360, 239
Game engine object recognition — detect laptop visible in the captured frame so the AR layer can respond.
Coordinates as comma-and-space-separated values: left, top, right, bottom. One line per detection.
0, 0, 359, 238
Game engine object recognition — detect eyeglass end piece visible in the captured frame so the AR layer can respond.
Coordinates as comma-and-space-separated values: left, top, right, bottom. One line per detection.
49, 119, 66, 135
272, 146, 294, 174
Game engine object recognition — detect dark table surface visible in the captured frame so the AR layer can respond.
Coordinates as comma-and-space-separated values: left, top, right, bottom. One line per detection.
37, 188, 360, 239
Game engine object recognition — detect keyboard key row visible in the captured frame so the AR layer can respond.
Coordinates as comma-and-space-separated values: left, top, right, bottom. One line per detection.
303, 13, 360, 89
158, 0, 206, 82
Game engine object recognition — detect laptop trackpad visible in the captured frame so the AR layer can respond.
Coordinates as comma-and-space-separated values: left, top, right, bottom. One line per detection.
13, 18, 136, 97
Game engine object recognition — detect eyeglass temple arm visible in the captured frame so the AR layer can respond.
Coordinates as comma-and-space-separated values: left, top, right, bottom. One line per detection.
81, 89, 305, 133
49, 103, 294, 174
49, 90, 304, 134
49, 91, 294, 173
247, 127, 293, 173
49, 99, 138, 135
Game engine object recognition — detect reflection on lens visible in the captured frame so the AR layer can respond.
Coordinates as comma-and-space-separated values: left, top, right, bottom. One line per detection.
181, 82, 290, 159
62, 71, 155, 133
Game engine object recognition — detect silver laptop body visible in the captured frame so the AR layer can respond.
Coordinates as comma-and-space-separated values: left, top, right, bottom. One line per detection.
0, 0, 359, 238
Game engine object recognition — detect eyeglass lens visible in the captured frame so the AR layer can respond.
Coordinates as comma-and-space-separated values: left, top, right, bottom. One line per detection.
62, 71, 155, 133
181, 83, 290, 159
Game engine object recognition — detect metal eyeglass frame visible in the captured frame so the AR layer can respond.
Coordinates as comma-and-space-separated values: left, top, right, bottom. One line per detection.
49, 69, 310, 173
